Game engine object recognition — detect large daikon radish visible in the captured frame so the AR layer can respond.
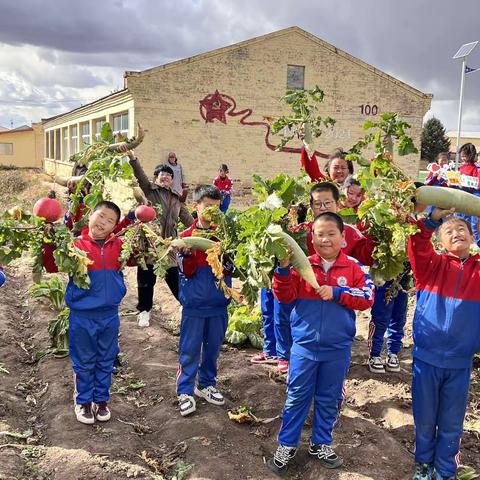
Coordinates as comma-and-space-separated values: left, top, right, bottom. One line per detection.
416, 186, 480, 216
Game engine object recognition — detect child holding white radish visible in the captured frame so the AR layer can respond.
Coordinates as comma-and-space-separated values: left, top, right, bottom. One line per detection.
408, 208, 480, 480
267, 212, 374, 477
175, 185, 234, 417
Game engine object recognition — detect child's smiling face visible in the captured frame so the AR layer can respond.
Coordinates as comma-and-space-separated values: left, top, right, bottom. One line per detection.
312, 219, 344, 261
437, 219, 474, 258
88, 206, 118, 240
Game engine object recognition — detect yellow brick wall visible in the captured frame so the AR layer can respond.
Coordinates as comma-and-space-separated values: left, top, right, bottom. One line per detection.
126, 30, 431, 194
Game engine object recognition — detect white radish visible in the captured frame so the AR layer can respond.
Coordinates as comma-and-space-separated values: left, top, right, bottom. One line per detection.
267, 224, 321, 292
416, 186, 480, 216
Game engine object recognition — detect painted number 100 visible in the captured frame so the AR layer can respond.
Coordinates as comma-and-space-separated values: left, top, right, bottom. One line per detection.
360, 104, 378, 115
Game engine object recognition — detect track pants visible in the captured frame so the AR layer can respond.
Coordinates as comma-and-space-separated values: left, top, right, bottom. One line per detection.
176, 312, 229, 395
220, 194, 231, 214
278, 351, 350, 447
260, 289, 276, 356
274, 298, 294, 361
69, 309, 119, 405
412, 357, 471, 478
368, 281, 408, 357
137, 265, 179, 311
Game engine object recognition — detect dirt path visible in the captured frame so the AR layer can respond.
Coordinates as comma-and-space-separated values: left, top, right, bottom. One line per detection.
1, 262, 479, 480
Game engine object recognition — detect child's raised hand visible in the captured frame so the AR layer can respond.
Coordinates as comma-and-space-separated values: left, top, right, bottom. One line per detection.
430, 207, 455, 222
118, 144, 135, 160
317, 285, 334, 301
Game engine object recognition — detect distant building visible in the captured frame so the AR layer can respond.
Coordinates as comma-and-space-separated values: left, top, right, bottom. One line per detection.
42, 26, 432, 188
0, 124, 43, 168
446, 131, 480, 153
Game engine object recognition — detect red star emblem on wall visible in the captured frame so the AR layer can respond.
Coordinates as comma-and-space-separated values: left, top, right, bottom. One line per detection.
199, 90, 232, 124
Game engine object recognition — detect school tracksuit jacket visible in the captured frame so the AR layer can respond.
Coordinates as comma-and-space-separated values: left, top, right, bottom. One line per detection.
458, 162, 480, 245
176, 220, 232, 395
272, 252, 374, 447
408, 217, 480, 478
43, 227, 129, 406
261, 221, 374, 361
213, 175, 232, 214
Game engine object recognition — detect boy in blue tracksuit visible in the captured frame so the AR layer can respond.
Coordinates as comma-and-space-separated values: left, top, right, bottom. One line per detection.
43, 201, 132, 425
267, 212, 374, 477
408, 208, 480, 480
176, 185, 232, 417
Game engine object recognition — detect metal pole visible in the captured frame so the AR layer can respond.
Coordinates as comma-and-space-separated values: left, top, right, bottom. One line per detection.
455, 57, 466, 170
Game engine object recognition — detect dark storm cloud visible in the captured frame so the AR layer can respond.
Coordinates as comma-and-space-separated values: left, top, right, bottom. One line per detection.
0, 0, 478, 129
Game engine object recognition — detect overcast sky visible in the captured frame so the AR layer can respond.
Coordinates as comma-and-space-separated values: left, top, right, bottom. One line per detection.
0, 0, 479, 133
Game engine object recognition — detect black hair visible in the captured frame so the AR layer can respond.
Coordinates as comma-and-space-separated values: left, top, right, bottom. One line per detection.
435, 215, 472, 242
436, 152, 449, 161
219, 164, 229, 173
93, 200, 121, 223
310, 182, 340, 203
324, 150, 354, 176
193, 184, 222, 202
459, 143, 477, 164
344, 177, 362, 189
313, 211, 344, 233
153, 164, 174, 178
411, 182, 424, 205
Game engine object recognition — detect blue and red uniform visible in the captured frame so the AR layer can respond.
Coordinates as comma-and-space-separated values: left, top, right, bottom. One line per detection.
458, 162, 480, 245
176, 220, 232, 395
213, 175, 232, 214
43, 227, 131, 406
408, 216, 480, 478
267, 221, 374, 363
272, 252, 374, 447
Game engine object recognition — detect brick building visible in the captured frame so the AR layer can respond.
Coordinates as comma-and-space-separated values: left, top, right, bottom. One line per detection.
43, 26, 432, 196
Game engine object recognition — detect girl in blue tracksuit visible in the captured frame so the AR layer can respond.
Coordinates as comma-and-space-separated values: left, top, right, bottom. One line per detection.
43, 201, 133, 425
266, 212, 374, 477
408, 210, 480, 480
176, 185, 233, 417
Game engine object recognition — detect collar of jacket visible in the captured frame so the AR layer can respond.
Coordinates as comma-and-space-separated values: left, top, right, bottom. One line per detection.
444, 251, 480, 264
80, 227, 116, 245
309, 251, 351, 268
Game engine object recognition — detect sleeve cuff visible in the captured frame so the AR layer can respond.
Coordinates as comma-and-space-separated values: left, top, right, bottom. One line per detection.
332, 286, 342, 301
424, 215, 442, 231
127, 211, 136, 221
274, 265, 291, 276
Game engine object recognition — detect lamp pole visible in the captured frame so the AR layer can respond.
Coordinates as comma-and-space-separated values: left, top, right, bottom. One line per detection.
453, 41, 478, 170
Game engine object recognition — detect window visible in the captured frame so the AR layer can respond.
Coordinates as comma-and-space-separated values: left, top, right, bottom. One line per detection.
287, 65, 305, 89
55, 129, 61, 160
49, 131, 54, 159
81, 122, 90, 146
94, 118, 106, 140
0, 143, 13, 155
112, 112, 128, 139
70, 124, 78, 155
45, 133, 49, 157
62, 127, 69, 161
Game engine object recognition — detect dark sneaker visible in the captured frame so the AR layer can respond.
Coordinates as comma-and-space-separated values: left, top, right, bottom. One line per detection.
308, 443, 343, 469
385, 353, 401, 372
412, 463, 434, 480
75, 403, 94, 425
178, 394, 196, 416
266, 445, 297, 477
251, 352, 278, 364
368, 356, 386, 373
194, 385, 225, 406
94, 402, 111, 422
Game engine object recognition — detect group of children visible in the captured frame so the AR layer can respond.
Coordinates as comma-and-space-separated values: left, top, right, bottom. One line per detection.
32, 143, 480, 480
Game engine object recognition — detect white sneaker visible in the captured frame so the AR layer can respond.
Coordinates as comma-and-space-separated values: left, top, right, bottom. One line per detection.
75, 403, 95, 425
386, 353, 401, 372
178, 394, 196, 416
137, 310, 150, 327
368, 356, 385, 374
194, 385, 225, 406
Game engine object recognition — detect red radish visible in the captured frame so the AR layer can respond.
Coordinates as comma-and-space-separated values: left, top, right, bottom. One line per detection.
33, 197, 63, 222
135, 205, 156, 223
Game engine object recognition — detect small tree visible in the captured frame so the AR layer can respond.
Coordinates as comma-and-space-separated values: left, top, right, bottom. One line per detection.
421, 117, 451, 162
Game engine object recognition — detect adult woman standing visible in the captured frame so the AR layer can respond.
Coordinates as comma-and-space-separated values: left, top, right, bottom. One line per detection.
167, 152, 188, 202
123, 148, 194, 327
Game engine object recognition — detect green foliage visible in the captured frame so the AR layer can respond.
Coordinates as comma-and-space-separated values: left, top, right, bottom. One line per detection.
347, 115, 419, 282
30, 276, 66, 311
271, 86, 336, 153
225, 304, 263, 348
421, 117, 451, 162
457, 466, 479, 480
